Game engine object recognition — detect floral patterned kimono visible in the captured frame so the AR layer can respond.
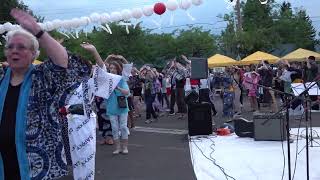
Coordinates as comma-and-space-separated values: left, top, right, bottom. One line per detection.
0, 54, 90, 180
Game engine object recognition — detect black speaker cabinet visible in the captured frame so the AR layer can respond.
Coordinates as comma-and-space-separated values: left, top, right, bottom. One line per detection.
253, 112, 286, 141
190, 57, 208, 79
233, 118, 254, 138
185, 90, 199, 105
188, 102, 212, 136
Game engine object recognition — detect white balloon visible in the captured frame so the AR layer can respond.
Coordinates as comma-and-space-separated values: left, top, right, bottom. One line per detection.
62, 20, 72, 29
180, 0, 192, 10
3, 22, 13, 32
71, 18, 81, 28
192, 0, 203, 6
12, 25, 20, 31
142, 5, 154, 16
38, 23, 46, 30
51, 19, 63, 29
166, 0, 179, 11
100, 13, 110, 23
110, 12, 123, 22
131, 8, 143, 19
80, 17, 91, 26
90, 13, 101, 23
44, 22, 55, 31
121, 9, 132, 20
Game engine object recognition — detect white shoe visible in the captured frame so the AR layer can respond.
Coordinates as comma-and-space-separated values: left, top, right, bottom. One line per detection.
122, 148, 129, 154
113, 149, 121, 155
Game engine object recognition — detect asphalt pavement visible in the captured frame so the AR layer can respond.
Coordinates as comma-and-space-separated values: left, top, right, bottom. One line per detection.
62, 94, 320, 180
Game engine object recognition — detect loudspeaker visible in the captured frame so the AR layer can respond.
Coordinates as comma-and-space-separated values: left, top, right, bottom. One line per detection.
185, 90, 199, 105
253, 112, 286, 141
188, 102, 212, 136
190, 57, 208, 79
232, 118, 254, 138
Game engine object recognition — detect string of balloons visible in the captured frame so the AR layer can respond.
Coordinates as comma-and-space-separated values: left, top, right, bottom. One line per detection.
0, 0, 203, 36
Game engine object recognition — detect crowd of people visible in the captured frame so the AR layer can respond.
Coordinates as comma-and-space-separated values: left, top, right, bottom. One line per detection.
0, 8, 319, 180
209, 57, 319, 118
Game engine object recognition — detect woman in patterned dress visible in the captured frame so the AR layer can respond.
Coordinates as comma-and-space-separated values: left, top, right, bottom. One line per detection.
0, 9, 91, 179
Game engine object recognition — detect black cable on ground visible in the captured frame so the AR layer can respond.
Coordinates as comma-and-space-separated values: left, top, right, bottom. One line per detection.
189, 135, 236, 180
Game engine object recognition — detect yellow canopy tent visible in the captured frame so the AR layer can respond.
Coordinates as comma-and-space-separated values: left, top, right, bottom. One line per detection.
208, 54, 239, 68
240, 51, 279, 65
281, 48, 320, 62
33, 59, 43, 65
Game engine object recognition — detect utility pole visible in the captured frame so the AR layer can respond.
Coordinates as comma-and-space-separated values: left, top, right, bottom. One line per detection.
235, 0, 242, 61
235, 0, 242, 32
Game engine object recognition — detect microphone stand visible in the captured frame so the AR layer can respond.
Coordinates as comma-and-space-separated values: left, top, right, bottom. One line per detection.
298, 81, 320, 180
268, 79, 319, 180
244, 80, 294, 180
245, 73, 320, 180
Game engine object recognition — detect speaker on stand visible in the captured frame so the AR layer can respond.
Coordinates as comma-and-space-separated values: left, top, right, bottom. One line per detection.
187, 57, 212, 136
190, 57, 208, 79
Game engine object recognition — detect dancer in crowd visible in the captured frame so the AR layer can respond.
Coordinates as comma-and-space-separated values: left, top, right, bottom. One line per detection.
140, 66, 159, 123
94, 96, 114, 145
257, 60, 278, 112
130, 67, 143, 118
107, 61, 130, 154
243, 71, 260, 112
160, 73, 170, 110
80, 43, 131, 154
222, 67, 235, 118
304, 56, 318, 82
168, 57, 189, 119
0, 9, 91, 179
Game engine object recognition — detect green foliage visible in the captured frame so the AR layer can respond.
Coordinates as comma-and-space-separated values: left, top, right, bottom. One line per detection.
219, 0, 318, 59
175, 27, 218, 58
274, 2, 317, 50
0, 0, 42, 61
48, 25, 217, 67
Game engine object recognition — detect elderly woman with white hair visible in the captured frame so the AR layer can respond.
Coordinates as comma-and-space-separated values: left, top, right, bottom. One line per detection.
0, 9, 91, 179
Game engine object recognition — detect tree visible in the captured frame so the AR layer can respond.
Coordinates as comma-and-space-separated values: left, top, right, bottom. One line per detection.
273, 2, 295, 44
292, 9, 317, 50
240, 0, 279, 55
0, 0, 42, 23
0, 0, 42, 60
273, 2, 317, 50
175, 27, 218, 58
218, 13, 239, 59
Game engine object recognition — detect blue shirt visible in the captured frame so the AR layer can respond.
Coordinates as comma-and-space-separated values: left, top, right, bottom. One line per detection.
106, 79, 130, 116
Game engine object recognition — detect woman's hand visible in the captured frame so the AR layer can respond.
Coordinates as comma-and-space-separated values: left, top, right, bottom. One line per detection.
80, 42, 105, 68
10, 8, 41, 35
80, 42, 97, 53
0, 62, 9, 68
116, 86, 129, 96
11, 8, 68, 68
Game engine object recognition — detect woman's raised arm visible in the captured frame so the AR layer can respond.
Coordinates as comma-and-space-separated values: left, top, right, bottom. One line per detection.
11, 8, 68, 68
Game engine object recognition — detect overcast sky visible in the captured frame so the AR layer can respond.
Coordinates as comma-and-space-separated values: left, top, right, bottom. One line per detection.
22, 0, 320, 34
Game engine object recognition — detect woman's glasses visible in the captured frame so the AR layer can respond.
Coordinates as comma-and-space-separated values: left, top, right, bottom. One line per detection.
5, 44, 30, 51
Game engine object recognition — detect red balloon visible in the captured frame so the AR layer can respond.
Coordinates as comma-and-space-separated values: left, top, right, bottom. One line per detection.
154, 2, 166, 15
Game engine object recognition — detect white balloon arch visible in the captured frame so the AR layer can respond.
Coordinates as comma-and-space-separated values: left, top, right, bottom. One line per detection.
0, 0, 203, 36
0, 0, 269, 37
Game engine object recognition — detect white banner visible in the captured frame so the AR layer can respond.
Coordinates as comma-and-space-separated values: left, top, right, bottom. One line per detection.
66, 65, 122, 180
67, 113, 96, 180
122, 63, 133, 81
